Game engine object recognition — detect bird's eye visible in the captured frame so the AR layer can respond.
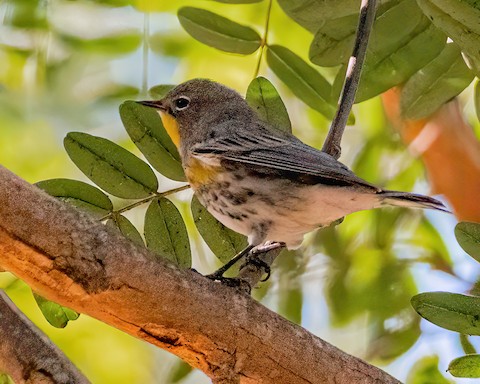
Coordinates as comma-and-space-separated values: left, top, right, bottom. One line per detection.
174, 97, 190, 111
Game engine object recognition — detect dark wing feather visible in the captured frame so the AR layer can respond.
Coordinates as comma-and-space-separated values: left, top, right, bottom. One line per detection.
191, 127, 379, 192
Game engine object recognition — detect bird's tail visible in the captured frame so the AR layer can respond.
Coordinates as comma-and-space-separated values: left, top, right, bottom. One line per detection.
379, 191, 450, 213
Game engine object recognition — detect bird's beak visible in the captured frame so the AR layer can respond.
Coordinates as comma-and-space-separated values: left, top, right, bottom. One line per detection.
136, 100, 166, 110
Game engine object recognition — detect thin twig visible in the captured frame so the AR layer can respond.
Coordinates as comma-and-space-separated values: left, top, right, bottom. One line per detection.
253, 0, 273, 78
100, 184, 190, 221
321, 0, 377, 159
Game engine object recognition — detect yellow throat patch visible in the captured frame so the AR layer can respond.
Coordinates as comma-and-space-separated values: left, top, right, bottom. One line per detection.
159, 111, 180, 148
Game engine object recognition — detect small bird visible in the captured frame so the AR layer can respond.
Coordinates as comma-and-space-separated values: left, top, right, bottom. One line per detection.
139, 79, 448, 275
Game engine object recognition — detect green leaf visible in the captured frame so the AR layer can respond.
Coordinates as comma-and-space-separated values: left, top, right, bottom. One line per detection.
266, 45, 336, 119
64, 132, 158, 199
417, 0, 480, 68
36, 178, 113, 211
455, 222, 480, 262
412, 291, 480, 335
177, 7, 262, 54
448, 354, 480, 378
245, 77, 292, 133
277, 0, 360, 34
406, 355, 453, 384
475, 80, 480, 121
400, 43, 474, 119
167, 360, 194, 383
0, 373, 14, 384
60, 33, 141, 55
145, 197, 191, 268
210, 0, 262, 3
119, 101, 185, 181
33, 292, 79, 328
148, 84, 176, 99
191, 195, 248, 263
358, 8, 446, 101
106, 215, 144, 246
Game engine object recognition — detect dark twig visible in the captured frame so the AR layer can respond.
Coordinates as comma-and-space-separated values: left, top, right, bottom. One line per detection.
322, 0, 377, 159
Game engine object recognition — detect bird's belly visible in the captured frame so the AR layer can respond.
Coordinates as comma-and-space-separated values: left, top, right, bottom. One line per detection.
195, 175, 379, 249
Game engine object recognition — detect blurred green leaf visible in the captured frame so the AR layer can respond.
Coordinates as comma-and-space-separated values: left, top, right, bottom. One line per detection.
246, 76, 292, 133
106, 215, 144, 246
64, 132, 158, 199
119, 101, 185, 181
191, 195, 248, 263
417, 0, 480, 68
448, 354, 480, 378
36, 178, 113, 210
400, 43, 474, 119
455, 221, 480, 262
33, 292, 79, 328
412, 292, 480, 335
210, 0, 263, 3
3, 0, 48, 29
148, 85, 176, 99
0, 373, 14, 384
60, 33, 141, 55
266, 45, 336, 119
166, 359, 193, 383
277, 250, 303, 324
460, 334, 477, 355
145, 197, 191, 268
475, 80, 480, 121
406, 355, 453, 384
177, 7, 262, 54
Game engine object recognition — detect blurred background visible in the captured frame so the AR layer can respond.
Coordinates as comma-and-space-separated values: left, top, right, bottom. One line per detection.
1, 1, 479, 383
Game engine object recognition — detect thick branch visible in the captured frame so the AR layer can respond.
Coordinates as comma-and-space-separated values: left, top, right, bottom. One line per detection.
0, 291, 89, 384
0, 166, 399, 384
322, 0, 377, 159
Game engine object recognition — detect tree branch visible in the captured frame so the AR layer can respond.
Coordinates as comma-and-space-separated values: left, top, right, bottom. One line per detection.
0, 291, 89, 384
0, 166, 400, 383
322, 0, 377, 159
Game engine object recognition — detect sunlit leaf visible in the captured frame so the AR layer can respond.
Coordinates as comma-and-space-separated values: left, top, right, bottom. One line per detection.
245, 76, 292, 133
417, 0, 480, 68
33, 292, 79, 328
0, 373, 15, 384
64, 132, 158, 199
106, 215, 144, 246
400, 43, 474, 119
191, 195, 248, 263
406, 355, 453, 384
455, 222, 480, 262
266, 45, 335, 119
412, 292, 480, 335
448, 354, 480, 378
119, 101, 185, 181
148, 84, 176, 99
145, 197, 191, 268
210, 0, 263, 3
178, 7, 262, 54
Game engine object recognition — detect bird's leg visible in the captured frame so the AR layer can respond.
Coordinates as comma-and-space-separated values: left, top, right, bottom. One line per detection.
240, 241, 286, 282
206, 244, 254, 280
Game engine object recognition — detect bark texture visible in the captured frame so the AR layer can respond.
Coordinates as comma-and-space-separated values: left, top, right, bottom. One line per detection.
0, 166, 400, 384
0, 291, 89, 383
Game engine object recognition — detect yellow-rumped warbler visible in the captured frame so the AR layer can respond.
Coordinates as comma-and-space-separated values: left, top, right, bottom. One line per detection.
139, 79, 448, 274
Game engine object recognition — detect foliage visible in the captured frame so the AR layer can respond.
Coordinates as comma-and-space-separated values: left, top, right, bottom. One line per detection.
412, 222, 480, 378
1, 0, 479, 382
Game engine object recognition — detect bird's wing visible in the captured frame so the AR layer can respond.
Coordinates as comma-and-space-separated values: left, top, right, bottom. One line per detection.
191, 127, 380, 192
